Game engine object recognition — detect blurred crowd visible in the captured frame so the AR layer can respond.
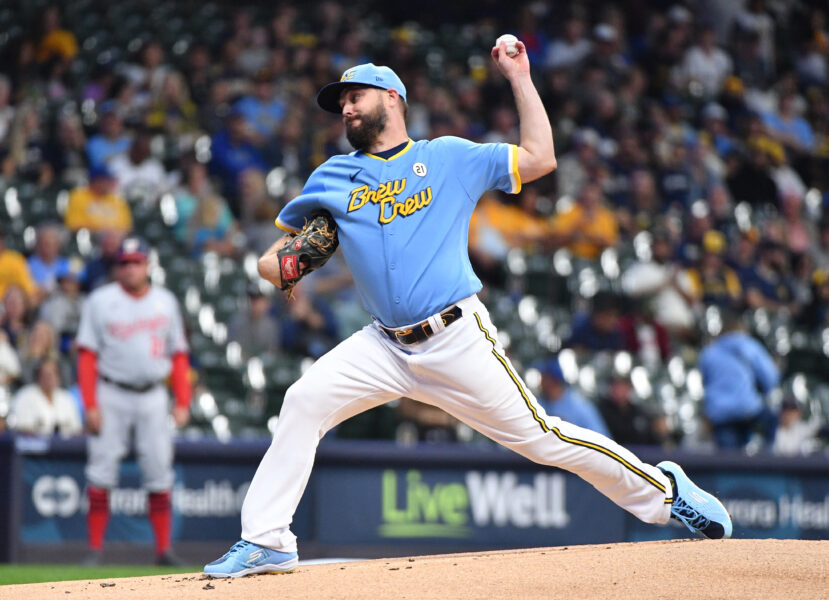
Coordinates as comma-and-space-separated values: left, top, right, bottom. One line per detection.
0, 0, 828, 455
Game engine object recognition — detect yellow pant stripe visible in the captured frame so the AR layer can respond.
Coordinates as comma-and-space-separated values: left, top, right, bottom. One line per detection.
473, 311, 667, 496
548, 426, 666, 494
492, 348, 550, 433
475, 313, 498, 346
473, 312, 551, 435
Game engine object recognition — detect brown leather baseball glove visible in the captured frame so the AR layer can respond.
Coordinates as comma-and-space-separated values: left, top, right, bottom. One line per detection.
276, 210, 339, 293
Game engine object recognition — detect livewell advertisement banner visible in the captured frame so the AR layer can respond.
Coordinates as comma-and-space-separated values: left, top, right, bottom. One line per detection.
18, 451, 829, 550
315, 467, 623, 547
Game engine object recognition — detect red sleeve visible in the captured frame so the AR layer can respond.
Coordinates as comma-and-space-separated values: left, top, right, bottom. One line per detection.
171, 352, 192, 409
77, 348, 98, 410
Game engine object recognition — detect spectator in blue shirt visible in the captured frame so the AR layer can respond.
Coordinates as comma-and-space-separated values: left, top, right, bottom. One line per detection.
27, 223, 69, 296
698, 309, 780, 449
232, 70, 286, 142
532, 356, 611, 438
700, 102, 736, 157
84, 101, 131, 169
762, 93, 815, 154
209, 111, 267, 217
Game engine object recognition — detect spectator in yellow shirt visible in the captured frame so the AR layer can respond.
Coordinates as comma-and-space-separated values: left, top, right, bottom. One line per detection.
686, 230, 742, 308
549, 181, 619, 260
468, 188, 551, 286
469, 187, 551, 251
36, 6, 78, 64
64, 165, 132, 233
0, 227, 38, 304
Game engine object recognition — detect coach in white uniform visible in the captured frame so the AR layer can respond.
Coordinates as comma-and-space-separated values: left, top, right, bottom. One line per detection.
76, 235, 191, 565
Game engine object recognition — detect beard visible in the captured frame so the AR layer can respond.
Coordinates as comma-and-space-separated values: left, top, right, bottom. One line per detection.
345, 98, 388, 150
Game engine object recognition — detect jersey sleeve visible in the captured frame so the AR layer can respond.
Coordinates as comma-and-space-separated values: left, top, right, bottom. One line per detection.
75, 294, 101, 352
443, 137, 521, 198
275, 167, 330, 233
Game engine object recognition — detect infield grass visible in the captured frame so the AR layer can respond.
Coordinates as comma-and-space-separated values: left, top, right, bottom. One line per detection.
0, 564, 198, 586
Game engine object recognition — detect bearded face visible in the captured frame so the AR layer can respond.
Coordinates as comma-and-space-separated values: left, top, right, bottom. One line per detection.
345, 93, 388, 150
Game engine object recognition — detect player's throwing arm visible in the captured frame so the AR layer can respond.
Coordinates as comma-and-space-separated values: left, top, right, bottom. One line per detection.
491, 34, 557, 182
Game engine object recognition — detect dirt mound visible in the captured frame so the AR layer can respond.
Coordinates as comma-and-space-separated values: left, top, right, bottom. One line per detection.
4, 539, 827, 600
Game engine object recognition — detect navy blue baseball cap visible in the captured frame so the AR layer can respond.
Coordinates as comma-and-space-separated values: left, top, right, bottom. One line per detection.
532, 357, 565, 381
316, 63, 407, 114
116, 235, 150, 262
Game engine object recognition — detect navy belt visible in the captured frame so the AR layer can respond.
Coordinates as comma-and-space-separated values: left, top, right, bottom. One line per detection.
101, 374, 161, 393
379, 306, 463, 345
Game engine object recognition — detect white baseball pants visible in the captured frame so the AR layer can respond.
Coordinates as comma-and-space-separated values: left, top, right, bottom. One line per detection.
85, 381, 174, 491
242, 295, 672, 552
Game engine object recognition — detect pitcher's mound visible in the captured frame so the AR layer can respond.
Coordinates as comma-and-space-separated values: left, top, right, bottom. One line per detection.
5, 539, 828, 600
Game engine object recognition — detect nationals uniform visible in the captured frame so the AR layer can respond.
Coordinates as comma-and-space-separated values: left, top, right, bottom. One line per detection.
76, 236, 190, 563
206, 61, 731, 577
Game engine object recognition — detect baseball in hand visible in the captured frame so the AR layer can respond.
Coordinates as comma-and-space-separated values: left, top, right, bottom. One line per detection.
495, 34, 519, 56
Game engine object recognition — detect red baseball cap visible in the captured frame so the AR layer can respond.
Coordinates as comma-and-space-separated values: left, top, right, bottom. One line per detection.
116, 235, 150, 262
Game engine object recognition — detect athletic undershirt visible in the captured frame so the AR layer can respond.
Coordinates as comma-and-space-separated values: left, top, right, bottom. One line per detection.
371, 140, 409, 159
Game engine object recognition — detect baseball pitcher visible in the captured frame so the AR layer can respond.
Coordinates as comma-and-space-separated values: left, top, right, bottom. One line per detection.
205, 38, 731, 578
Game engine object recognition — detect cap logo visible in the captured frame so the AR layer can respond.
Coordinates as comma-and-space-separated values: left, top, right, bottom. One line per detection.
341, 70, 356, 82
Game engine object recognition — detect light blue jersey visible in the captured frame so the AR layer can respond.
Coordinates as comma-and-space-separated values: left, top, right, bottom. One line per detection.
277, 136, 521, 327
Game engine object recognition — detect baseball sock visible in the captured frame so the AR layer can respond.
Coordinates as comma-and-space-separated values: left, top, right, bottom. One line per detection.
148, 491, 172, 556
87, 486, 109, 552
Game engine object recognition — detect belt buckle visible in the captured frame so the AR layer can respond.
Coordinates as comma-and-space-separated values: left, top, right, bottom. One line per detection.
395, 329, 412, 343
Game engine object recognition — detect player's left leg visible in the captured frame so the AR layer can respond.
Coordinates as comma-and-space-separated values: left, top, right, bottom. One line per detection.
205, 325, 414, 578
134, 386, 177, 563
411, 295, 730, 538
239, 325, 411, 550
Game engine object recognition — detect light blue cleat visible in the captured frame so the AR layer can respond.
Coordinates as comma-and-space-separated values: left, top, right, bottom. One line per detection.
204, 540, 298, 578
658, 461, 733, 540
